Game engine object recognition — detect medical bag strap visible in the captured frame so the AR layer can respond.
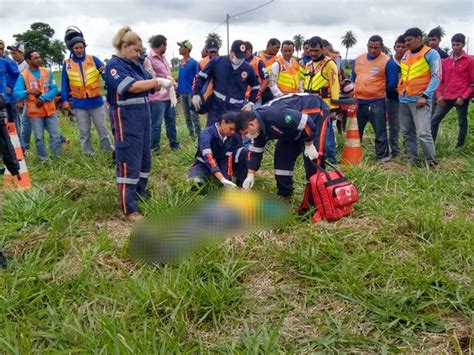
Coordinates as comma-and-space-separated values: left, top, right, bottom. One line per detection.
317, 114, 328, 167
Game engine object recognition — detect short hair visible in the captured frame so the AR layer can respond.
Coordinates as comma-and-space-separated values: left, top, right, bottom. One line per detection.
308, 36, 324, 48
25, 51, 37, 60
403, 27, 423, 39
266, 38, 280, 47
244, 41, 253, 52
451, 33, 465, 45
281, 40, 294, 47
395, 35, 405, 45
368, 35, 383, 45
322, 39, 330, 47
220, 111, 237, 124
149, 34, 167, 48
112, 26, 142, 51
236, 110, 257, 130
428, 28, 442, 39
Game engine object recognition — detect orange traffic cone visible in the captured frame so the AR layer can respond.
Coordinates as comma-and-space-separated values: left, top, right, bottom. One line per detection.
341, 104, 362, 165
3, 122, 32, 191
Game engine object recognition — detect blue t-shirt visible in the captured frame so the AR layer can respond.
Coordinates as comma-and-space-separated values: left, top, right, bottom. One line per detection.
177, 58, 198, 94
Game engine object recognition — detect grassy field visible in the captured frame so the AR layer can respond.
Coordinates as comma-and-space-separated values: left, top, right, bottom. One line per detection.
1, 103, 473, 352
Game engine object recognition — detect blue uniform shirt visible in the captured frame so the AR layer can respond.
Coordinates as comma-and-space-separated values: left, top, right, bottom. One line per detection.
177, 57, 199, 95
0, 57, 20, 104
194, 56, 260, 108
195, 123, 242, 174
248, 106, 316, 171
105, 55, 153, 107
61, 51, 104, 109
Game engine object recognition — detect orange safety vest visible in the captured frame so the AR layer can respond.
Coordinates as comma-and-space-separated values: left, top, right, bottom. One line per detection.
65, 55, 102, 99
275, 57, 300, 94
353, 53, 389, 100
246, 56, 263, 98
199, 56, 210, 70
22, 68, 56, 118
258, 51, 277, 72
398, 46, 431, 96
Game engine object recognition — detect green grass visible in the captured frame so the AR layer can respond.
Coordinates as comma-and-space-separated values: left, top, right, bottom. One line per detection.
1, 105, 473, 352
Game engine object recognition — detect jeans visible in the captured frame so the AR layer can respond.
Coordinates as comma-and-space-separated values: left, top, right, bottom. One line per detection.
386, 98, 401, 157
357, 100, 390, 161
150, 100, 180, 150
399, 101, 437, 165
20, 107, 32, 150
431, 99, 469, 147
29, 114, 62, 160
180, 93, 201, 137
73, 105, 113, 154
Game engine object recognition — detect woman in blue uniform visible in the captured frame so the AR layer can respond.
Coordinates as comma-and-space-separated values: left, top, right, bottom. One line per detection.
105, 26, 173, 221
188, 111, 247, 188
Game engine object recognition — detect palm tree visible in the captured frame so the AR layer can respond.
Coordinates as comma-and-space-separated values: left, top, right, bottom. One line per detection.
206, 32, 223, 49
341, 30, 357, 62
293, 34, 304, 58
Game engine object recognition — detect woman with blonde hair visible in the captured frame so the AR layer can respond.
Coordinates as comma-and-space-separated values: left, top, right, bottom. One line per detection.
105, 26, 173, 222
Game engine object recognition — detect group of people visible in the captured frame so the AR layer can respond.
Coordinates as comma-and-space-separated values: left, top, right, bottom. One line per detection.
0, 25, 472, 221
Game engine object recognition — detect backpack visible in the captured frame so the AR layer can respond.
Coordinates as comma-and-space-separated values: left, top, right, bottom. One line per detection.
299, 161, 359, 223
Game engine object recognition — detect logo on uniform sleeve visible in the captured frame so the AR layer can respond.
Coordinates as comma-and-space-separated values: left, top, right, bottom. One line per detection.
110, 68, 117, 76
66, 63, 72, 70
241, 71, 248, 80
284, 113, 292, 124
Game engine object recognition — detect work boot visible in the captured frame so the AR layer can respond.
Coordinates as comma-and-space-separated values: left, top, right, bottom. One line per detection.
125, 212, 144, 223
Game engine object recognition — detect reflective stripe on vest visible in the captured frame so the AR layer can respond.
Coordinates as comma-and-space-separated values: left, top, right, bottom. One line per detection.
276, 57, 300, 94
354, 53, 389, 100
398, 46, 431, 96
65, 55, 101, 99
22, 68, 56, 118
301, 57, 331, 96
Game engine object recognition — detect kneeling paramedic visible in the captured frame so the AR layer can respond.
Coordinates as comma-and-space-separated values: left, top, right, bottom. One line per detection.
105, 26, 173, 221
189, 111, 247, 188
236, 106, 321, 198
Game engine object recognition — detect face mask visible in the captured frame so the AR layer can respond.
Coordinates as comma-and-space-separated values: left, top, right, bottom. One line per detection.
231, 57, 245, 66
245, 132, 259, 139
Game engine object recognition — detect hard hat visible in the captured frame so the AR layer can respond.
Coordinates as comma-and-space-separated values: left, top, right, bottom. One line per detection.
64, 26, 86, 51
341, 79, 354, 94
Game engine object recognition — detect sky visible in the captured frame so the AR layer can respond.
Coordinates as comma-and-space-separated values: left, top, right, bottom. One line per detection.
0, 0, 473, 62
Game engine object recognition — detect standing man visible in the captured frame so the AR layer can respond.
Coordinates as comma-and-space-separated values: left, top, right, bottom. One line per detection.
7, 42, 28, 72
269, 40, 300, 98
431, 33, 473, 148
398, 27, 441, 167
193, 40, 259, 127
0, 40, 20, 137
385, 35, 407, 158
177, 40, 200, 138
298, 40, 311, 66
199, 38, 220, 70
245, 41, 269, 103
352, 35, 399, 162
258, 38, 281, 104
62, 26, 113, 155
13, 51, 61, 160
427, 28, 448, 59
148, 34, 180, 152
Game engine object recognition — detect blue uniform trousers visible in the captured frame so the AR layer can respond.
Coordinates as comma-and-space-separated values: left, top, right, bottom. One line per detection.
110, 104, 151, 214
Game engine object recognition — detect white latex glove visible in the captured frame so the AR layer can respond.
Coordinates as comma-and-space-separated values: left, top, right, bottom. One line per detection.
156, 77, 173, 90
220, 178, 237, 188
242, 102, 254, 111
304, 143, 319, 160
169, 86, 177, 108
242, 173, 255, 190
192, 95, 202, 111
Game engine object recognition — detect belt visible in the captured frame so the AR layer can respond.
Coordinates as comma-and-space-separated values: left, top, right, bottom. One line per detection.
116, 97, 149, 106
213, 90, 244, 105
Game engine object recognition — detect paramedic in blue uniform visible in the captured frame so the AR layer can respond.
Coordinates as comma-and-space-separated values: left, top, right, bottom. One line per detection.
188, 111, 247, 188
236, 106, 320, 199
192, 40, 260, 127
266, 93, 336, 163
105, 26, 173, 222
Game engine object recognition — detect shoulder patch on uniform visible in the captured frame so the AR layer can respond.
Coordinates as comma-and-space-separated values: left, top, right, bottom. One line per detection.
241, 71, 248, 79
284, 113, 292, 124
110, 68, 117, 76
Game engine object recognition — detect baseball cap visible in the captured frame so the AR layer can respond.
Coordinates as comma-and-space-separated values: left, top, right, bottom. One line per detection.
7, 42, 25, 53
231, 40, 247, 59
206, 39, 219, 52
0, 39, 4, 48
177, 40, 193, 51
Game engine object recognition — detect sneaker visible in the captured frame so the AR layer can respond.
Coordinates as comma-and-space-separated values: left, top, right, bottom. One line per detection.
125, 212, 144, 223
